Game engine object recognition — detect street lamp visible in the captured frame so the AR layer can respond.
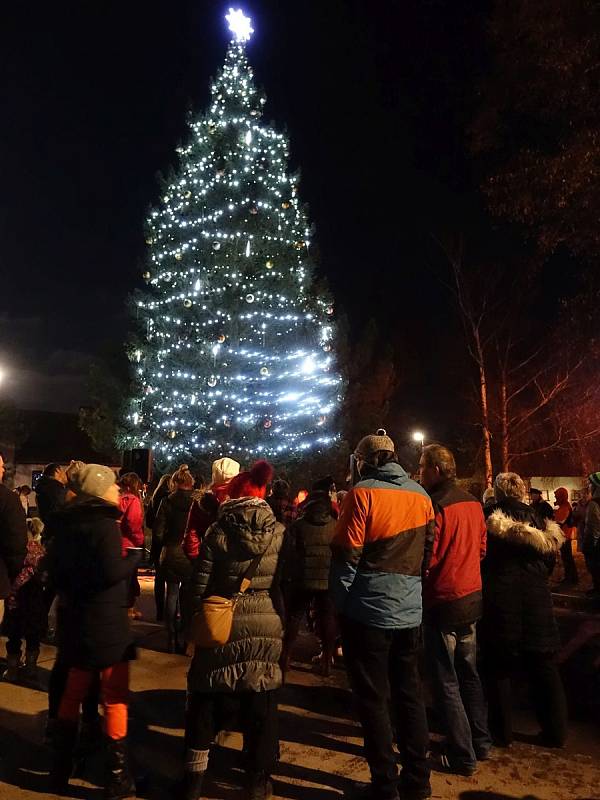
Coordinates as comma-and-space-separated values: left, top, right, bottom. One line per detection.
412, 430, 425, 447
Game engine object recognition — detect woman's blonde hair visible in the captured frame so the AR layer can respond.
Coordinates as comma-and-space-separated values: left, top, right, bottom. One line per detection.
171, 464, 194, 490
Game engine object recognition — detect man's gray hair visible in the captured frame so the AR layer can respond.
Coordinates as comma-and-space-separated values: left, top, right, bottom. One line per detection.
494, 472, 526, 501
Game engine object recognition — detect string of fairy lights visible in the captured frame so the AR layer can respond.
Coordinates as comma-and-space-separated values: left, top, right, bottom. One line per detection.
128, 9, 341, 461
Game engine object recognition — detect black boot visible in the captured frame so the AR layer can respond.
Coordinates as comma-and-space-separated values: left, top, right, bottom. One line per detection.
49, 721, 77, 794
246, 771, 274, 800
172, 771, 205, 800
104, 737, 136, 800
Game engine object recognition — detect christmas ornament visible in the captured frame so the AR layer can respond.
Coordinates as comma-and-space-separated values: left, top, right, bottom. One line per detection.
207, 375, 217, 387
183, 299, 192, 308
322, 343, 331, 352
265, 260, 274, 269
250, 206, 258, 215
263, 419, 272, 429
175, 253, 183, 261
184, 190, 192, 199
168, 430, 176, 439
326, 306, 334, 316
223, 417, 231, 428
294, 240, 305, 250
245, 293, 255, 303
145, 236, 153, 245
216, 169, 225, 177
281, 201, 290, 209
260, 366, 269, 376
208, 122, 216, 133
213, 242, 221, 251
142, 271, 151, 281
217, 334, 226, 343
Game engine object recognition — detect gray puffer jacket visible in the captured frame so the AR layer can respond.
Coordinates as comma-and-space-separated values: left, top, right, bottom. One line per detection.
188, 497, 284, 694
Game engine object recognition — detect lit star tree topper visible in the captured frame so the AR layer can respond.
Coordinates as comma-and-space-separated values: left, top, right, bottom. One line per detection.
126, 10, 342, 465
225, 8, 254, 43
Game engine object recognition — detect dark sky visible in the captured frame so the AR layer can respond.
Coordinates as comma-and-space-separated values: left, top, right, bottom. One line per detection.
0, 1, 487, 436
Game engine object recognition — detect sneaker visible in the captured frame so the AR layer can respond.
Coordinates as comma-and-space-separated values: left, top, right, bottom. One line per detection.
346, 782, 399, 800
474, 746, 492, 761
439, 753, 476, 776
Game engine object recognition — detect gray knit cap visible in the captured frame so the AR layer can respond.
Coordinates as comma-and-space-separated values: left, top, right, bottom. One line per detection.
75, 464, 117, 499
355, 429, 395, 461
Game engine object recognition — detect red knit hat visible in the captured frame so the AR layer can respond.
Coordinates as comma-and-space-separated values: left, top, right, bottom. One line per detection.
227, 460, 273, 500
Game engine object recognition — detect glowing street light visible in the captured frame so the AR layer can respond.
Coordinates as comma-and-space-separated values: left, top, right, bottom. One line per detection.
412, 430, 425, 447
226, 8, 254, 42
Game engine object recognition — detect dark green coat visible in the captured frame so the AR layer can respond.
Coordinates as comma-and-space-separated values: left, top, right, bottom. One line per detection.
188, 497, 284, 693
292, 492, 336, 592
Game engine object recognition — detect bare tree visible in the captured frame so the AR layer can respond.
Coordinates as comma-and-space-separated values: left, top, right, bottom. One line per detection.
431, 234, 499, 486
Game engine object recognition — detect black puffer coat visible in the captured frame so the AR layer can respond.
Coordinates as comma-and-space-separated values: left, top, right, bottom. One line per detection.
47, 498, 140, 668
154, 489, 194, 583
0, 484, 27, 598
482, 498, 564, 654
292, 491, 336, 592
188, 497, 284, 694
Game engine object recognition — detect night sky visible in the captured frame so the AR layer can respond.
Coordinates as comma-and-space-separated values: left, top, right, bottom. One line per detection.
1, 1, 487, 442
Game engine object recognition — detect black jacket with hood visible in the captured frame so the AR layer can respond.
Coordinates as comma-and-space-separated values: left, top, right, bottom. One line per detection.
482, 498, 564, 653
47, 497, 140, 668
292, 491, 336, 592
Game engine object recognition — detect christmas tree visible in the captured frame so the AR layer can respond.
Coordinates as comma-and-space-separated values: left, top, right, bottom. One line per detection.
128, 9, 341, 465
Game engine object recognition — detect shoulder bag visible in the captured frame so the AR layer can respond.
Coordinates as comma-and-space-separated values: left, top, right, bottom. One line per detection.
189, 537, 272, 648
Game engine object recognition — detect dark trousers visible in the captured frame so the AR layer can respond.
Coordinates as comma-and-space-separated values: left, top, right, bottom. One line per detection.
584, 554, 600, 592
185, 690, 279, 774
154, 571, 166, 620
560, 540, 578, 583
483, 648, 568, 746
425, 623, 491, 768
340, 617, 431, 799
165, 581, 181, 636
284, 589, 337, 662
48, 660, 101, 723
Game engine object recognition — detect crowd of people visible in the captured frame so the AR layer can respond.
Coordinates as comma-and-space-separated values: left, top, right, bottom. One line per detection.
0, 436, 599, 800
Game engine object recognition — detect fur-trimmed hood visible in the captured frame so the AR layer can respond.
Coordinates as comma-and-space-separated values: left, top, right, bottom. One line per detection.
487, 509, 564, 554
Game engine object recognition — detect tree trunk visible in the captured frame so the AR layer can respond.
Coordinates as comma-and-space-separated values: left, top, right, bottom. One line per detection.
474, 329, 493, 487
499, 370, 509, 472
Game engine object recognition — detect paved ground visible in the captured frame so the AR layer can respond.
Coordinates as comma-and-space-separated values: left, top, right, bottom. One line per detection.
0, 577, 599, 800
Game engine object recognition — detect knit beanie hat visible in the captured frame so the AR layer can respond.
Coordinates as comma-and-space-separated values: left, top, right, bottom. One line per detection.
355, 429, 395, 462
75, 464, 117, 499
227, 460, 273, 500
589, 472, 600, 489
211, 457, 240, 486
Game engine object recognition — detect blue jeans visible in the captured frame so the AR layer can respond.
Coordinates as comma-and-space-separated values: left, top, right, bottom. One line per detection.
425, 622, 491, 769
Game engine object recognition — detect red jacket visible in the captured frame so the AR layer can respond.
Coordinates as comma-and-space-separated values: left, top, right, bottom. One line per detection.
423, 479, 486, 627
183, 496, 219, 559
119, 492, 145, 551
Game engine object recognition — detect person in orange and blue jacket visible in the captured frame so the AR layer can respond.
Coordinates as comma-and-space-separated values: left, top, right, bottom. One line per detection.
330, 430, 434, 800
